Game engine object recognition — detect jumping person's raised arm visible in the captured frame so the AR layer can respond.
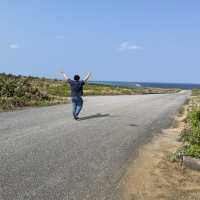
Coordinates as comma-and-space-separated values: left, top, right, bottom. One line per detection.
60, 71, 70, 81
83, 72, 91, 83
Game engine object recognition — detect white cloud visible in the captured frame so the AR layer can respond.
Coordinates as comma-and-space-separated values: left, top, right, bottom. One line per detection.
56, 35, 65, 39
9, 44, 19, 49
119, 41, 143, 51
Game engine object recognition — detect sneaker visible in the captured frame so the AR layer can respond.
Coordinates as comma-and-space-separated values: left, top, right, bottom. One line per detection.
74, 115, 79, 120
74, 117, 79, 120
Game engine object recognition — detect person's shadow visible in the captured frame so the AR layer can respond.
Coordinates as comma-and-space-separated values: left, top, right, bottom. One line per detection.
78, 113, 110, 121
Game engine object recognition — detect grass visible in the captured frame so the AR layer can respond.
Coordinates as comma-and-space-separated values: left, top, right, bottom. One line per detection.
0, 73, 180, 111
176, 89, 200, 159
192, 88, 200, 96
0, 73, 67, 111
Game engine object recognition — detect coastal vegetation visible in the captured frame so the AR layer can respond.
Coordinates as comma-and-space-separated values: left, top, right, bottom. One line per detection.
170, 89, 200, 162
0, 73, 179, 111
179, 89, 200, 158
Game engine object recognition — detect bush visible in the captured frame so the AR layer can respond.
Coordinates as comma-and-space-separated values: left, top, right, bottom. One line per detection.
0, 97, 27, 110
188, 107, 200, 128
179, 101, 200, 158
0, 75, 52, 110
182, 144, 200, 158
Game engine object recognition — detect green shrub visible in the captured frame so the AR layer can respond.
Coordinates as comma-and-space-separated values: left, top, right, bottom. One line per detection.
182, 144, 200, 158
0, 75, 53, 110
178, 93, 200, 158
187, 106, 200, 127
0, 97, 27, 110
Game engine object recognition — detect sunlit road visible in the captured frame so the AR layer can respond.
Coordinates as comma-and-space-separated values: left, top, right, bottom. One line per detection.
0, 91, 190, 200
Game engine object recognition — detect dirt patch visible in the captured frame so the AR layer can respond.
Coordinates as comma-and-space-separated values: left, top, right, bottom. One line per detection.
122, 105, 200, 200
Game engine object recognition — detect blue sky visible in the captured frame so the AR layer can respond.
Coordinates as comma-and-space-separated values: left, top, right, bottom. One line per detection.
0, 1, 200, 83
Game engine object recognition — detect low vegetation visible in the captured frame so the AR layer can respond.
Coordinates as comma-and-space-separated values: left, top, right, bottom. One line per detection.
0, 73, 179, 111
179, 91, 200, 158
0, 73, 66, 110
170, 89, 200, 161
192, 88, 200, 97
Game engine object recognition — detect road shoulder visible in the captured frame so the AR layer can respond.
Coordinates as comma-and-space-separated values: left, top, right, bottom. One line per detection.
121, 104, 200, 200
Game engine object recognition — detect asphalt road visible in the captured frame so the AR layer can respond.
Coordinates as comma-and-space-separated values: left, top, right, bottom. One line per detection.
0, 91, 190, 200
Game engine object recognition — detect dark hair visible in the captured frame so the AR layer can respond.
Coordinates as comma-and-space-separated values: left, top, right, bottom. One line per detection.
74, 74, 80, 81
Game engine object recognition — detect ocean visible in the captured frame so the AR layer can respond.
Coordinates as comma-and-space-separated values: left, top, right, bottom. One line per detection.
91, 81, 200, 89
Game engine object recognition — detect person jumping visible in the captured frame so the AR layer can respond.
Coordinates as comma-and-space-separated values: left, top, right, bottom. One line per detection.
61, 71, 91, 120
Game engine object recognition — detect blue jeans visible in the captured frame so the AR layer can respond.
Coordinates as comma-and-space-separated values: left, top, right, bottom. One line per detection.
71, 96, 83, 117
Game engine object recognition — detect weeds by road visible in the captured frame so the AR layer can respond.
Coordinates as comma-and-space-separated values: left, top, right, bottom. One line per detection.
176, 89, 200, 159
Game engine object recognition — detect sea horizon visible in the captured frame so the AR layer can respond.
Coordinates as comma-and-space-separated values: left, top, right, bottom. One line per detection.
91, 81, 200, 89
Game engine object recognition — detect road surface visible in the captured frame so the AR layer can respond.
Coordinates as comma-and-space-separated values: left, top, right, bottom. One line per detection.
0, 91, 190, 200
